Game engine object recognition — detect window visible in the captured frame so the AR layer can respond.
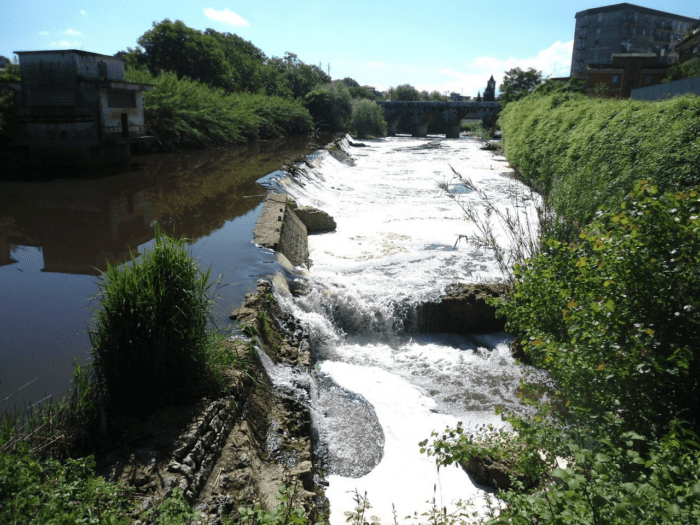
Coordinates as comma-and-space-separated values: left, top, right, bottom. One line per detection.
597, 28, 601, 34
645, 75, 652, 84
107, 90, 136, 108
598, 13, 603, 22
612, 75, 620, 84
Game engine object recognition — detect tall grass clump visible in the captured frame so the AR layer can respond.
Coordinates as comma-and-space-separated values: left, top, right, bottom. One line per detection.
500, 92, 700, 229
125, 68, 312, 150
90, 225, 215, 419
350, 99, 387, 138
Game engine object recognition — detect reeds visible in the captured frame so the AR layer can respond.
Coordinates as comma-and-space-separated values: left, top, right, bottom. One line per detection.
89, 225, 214, 419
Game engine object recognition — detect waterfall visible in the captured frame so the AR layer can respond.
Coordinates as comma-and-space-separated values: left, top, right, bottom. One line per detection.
261, 135, 542, 523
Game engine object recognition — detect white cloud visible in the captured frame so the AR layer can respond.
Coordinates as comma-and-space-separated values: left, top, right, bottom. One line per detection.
64, 28, 81, 36
80, 10, 87, 16
39, 31, 50, 36
204, 8, 250, 27
51, 40, 82, 48
416, 40, 574, 97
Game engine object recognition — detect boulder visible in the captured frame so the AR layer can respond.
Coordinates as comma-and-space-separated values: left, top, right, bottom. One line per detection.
419, 283, 511, 334
463, 455, 536, 491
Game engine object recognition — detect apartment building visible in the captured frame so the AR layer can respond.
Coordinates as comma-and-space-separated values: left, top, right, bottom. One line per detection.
570, 3, 696, 77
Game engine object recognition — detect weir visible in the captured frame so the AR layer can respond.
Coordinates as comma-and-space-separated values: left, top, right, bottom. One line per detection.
260, 135, 543, 523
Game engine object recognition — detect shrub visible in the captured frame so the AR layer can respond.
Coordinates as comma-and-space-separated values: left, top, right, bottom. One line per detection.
90, 225, 215, 419
498, 182, 700, 436
350, 99, 387, 138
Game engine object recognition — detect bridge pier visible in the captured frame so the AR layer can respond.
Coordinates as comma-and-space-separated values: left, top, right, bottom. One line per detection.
411, 122, 428, 137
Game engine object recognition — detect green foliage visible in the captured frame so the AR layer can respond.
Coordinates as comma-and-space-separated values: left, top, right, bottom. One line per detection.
227, 483, 312, 525
500, 182, 700, 434
665, 57, 700, 82
387, 84, 421, 101
533, 77, 585, 96
0, 63, 20, 136
499, 67, 542, 105
142, 488, 201, 524
0, 445, 134, 524
136, 20, 239, 91
124, 68, 312, 150
260, 52, 331, 100
304, 82, 352, 131
350, 99, 387, 138
500, 92, 700, 227
90, 225, 216, 419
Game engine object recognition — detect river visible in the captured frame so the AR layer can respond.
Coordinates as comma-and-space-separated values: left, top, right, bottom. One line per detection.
1, 132, 540, 523
263, 135, 542, 522
0, 133, 332, 411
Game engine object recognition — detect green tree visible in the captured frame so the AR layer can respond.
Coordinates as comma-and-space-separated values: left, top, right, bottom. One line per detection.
136, 19, 236, 90
304, 82, 352, 131
388, 83, 421, 101
499, 67, 542, 104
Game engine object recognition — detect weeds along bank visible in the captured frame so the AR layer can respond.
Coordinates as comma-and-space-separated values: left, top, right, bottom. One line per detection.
500, 93, 700, 228
125, 69, 314, 151
418, 95, 700, 522
0, 228, 325, 524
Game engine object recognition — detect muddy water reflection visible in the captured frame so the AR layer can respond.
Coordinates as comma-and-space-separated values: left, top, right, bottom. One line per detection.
0, 134, 331, 410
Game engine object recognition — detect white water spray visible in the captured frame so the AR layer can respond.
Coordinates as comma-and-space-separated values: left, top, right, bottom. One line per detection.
264, 135, 541, 523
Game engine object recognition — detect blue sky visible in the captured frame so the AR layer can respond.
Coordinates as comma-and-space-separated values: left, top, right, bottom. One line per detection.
2, 1, 698, 96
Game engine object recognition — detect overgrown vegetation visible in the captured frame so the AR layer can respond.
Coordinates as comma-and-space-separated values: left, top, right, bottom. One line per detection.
500, 92, 700, 230
124, 68, 312, 150
664, 57, 700, 82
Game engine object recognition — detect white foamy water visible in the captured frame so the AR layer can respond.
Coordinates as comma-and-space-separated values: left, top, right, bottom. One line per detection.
267, 135, 541, 523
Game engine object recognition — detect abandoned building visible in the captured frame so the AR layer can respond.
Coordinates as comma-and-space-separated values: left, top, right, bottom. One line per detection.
13, 49, 154, 166
570, 3, 696, 77
585, 52, 669, 98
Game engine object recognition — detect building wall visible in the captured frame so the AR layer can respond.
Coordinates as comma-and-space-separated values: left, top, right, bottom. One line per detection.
571, 3, 696, 77
585, 54, 668, 98
98, 84, 147, 135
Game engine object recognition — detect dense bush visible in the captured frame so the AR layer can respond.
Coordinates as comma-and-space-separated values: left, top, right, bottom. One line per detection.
304, 82, 352, 131
125, 68, 312, 150
500, 93, 700, 227
500, 182, 700, 435
90, 226, 215, 418
350, 99, 387, 138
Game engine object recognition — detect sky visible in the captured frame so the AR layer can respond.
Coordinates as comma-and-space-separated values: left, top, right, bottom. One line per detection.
2, 1, 698, 96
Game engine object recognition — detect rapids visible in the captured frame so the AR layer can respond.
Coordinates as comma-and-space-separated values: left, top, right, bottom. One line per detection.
261, 135, 542, 523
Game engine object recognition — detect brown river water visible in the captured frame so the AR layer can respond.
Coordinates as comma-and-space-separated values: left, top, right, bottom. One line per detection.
0, 133, 333, 412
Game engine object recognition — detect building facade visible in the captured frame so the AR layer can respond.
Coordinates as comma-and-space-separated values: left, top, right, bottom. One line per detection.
585, 53, 668, 98
570, 3, 696, 77
13, 50, 153, 166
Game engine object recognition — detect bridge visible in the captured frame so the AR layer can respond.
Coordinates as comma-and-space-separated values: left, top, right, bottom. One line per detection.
376, 101, 501, 138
